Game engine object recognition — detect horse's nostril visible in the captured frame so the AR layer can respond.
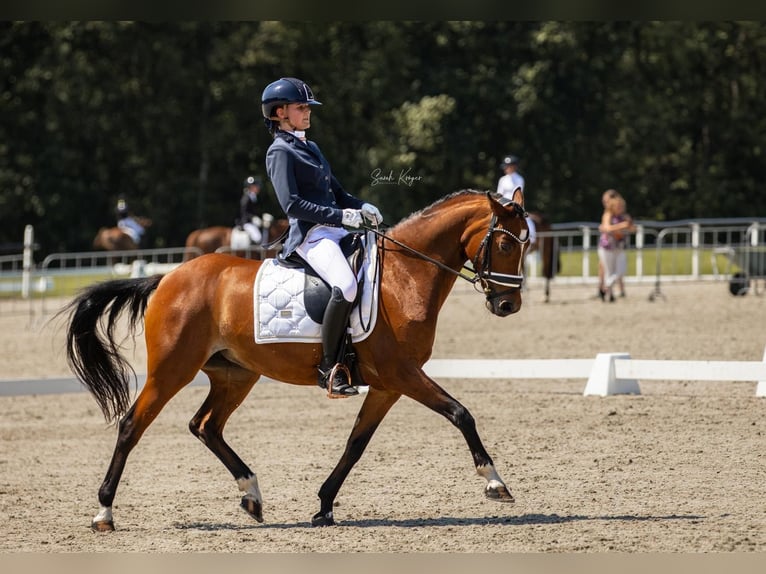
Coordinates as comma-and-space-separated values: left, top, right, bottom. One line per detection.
498, 300, 512, 313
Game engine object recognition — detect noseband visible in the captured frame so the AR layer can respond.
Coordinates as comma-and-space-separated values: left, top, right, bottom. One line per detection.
472, 201, 529, 303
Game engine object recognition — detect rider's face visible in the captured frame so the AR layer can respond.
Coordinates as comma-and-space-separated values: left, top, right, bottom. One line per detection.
280, 103, 312, 131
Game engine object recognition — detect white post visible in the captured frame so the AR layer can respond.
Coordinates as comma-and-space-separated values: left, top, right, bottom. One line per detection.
757, 344, 766, 398
21, 225, 33, 299
581, 226, 591, 279
691, 222, 700, 279
635, 224, 644, 279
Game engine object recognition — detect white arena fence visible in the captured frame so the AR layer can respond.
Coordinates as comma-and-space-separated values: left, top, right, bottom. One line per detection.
2, 221, 766, 398
529, 216, 766, 297
424, 353, 766, 398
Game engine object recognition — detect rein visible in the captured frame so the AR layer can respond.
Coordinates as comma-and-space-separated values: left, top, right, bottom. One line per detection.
362, 224, 479, 284
361, 200, 529, 300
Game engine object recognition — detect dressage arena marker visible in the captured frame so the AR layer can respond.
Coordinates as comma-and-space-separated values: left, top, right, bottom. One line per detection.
425, 348, 766, 397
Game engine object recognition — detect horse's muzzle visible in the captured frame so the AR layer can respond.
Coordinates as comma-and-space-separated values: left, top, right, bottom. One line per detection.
486, 295, 521, 316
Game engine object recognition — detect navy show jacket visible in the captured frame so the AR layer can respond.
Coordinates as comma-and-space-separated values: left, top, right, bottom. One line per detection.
266, 130, 365, 257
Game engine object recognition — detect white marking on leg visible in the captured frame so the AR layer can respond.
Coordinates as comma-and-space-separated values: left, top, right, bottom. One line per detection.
237, 474, 263, 503
477, 463, 505, 489
93, 505, 113, 524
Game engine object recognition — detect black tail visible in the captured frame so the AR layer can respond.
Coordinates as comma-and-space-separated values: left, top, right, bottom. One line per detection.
59, 274, 163, 423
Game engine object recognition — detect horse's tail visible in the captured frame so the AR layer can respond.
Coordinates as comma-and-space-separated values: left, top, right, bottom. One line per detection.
60, 274, 163, 423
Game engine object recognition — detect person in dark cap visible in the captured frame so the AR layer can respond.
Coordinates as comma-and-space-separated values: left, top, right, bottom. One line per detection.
237, 175, 264, 244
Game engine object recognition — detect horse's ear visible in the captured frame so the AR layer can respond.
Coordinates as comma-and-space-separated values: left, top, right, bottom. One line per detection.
511, 186, 524, 208
486, 191, 504, 213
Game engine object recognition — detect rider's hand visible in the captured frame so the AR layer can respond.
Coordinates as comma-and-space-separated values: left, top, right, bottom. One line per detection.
361, 203, 383, 225
342, 209, 363, 228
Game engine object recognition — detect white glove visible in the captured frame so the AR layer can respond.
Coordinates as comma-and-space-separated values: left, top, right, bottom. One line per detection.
342, 209, 363, 228
361, 203, 383, 225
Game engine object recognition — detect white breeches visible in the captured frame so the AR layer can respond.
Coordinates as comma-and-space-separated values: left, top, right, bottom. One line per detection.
525, 216, 537, 246
296, 225, 357, 303
243, 221, 263, 244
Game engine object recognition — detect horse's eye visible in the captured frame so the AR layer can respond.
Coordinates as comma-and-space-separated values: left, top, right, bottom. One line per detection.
499, 240, 512, 253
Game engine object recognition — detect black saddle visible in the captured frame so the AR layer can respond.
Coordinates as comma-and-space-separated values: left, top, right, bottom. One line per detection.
275, 232, 366, 324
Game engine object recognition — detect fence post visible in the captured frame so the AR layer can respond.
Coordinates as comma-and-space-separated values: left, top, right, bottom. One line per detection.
581, 226, 591, 279
691, 222, 700, 279
21, 225, 33, 299
635, 224, 644, 279
757, 344, 766, 398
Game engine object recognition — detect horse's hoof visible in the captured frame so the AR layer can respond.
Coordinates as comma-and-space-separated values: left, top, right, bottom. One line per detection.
91, 520, 115, 532
240, 495, 264, 523
485, 483, 515, 503
311, 510, 335, 527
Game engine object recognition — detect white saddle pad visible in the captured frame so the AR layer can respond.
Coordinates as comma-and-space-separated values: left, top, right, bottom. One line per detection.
253, 231, 379, 344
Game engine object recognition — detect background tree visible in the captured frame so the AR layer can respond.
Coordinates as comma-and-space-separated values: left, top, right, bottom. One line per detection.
2, 21, 765, 257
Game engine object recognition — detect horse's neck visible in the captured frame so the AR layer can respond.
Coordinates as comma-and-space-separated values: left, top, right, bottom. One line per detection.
385, 211, 474, 308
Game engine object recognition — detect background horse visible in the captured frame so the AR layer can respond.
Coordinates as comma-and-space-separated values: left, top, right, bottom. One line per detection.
92, 216, 152, 251
61, 189, 528, 531
526, 211, 560, 302
184, 218, 289, 261
93, 227, 137, 251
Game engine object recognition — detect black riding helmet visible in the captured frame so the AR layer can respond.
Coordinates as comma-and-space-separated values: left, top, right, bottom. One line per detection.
243, 175, 262, 189
499, 154, 520, 169
261, 77, 322, 120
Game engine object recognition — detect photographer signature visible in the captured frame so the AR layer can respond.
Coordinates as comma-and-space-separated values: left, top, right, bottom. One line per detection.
370, 167, 422, 187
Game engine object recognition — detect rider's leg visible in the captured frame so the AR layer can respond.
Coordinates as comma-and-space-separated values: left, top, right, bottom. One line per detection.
318, 287, 357, 396
297, 227, 359, 397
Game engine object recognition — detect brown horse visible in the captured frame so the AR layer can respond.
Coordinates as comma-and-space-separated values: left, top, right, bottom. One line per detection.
61, 189, 529, 530
93, 227, 137, 251
184, 218, 289, 261
93, 217, 152, 251
526, 211, 559, 302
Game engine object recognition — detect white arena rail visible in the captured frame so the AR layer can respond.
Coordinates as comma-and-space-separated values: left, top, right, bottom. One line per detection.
424, 350, 766, 398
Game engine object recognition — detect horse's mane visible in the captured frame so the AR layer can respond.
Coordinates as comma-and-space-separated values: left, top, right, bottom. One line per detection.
394, 189, 496, 229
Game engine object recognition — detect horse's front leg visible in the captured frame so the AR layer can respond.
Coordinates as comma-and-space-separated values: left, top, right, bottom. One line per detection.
312, 388, 400, 526
405, 369, 515, 504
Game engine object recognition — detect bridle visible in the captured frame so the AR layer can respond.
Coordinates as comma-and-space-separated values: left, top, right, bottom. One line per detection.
470, 200, 529, 303
362, 198, 529, 304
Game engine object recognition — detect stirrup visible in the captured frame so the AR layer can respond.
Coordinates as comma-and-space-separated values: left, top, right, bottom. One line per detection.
321, 363, 358, 399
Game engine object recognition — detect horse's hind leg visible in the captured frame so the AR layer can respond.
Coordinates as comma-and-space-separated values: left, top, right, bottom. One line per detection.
92, 372, 194, 531
188, 365, 263, 522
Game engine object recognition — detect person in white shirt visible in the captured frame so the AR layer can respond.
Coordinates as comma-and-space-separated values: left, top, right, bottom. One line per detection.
496, 154, 537, 249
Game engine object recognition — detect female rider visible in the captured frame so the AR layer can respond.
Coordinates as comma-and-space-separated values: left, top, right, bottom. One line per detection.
261, 77, 383, 398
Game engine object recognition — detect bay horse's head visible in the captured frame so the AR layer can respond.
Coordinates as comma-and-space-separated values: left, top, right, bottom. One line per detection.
470, 188, 530, 317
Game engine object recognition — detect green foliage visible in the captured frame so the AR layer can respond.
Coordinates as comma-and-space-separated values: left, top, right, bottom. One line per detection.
2, 22, 766, 258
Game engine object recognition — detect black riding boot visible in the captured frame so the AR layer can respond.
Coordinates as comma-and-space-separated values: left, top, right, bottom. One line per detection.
318, 287, 358, 397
